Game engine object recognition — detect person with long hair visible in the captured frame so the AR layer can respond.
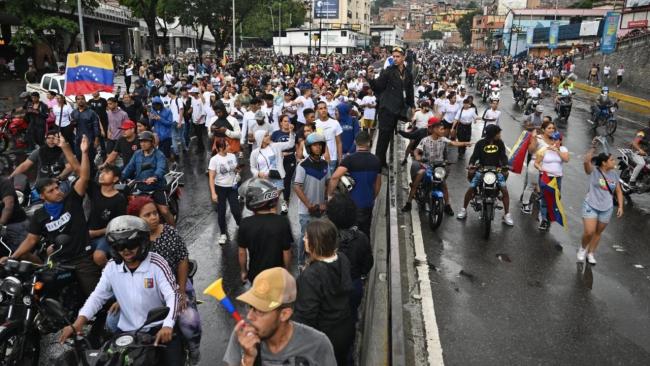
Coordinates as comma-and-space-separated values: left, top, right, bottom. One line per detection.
208, 137, 242, 245
521, 117, 554, 216
271, 115, 297, 214
293, 218, 354, 366
579, 145, 624, 265
534, 130, 569, 231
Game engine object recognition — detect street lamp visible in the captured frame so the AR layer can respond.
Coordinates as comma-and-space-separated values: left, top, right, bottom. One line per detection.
317, 0, 324, 55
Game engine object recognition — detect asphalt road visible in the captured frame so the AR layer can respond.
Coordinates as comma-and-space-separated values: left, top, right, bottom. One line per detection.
400, 80, 650, 365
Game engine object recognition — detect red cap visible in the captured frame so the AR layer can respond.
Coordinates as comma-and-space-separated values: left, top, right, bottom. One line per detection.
427, 116, 441, 127
120, 120, 136, 130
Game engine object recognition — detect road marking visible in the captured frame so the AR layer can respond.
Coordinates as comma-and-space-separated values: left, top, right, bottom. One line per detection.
399, 135, 445, 365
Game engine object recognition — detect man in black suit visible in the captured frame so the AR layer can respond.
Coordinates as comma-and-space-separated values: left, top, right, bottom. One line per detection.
368, 46, 415, 170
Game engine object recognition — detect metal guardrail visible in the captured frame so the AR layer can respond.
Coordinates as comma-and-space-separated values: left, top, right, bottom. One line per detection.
387, 144, 406, 365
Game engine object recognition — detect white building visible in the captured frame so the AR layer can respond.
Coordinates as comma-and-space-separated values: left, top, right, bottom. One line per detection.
370, 25, 405, 47
273, 27, 368, 54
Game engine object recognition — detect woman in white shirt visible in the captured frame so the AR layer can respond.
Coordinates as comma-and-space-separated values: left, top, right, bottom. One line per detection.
441, 93, 461, 129
481, 99, 502, 136
221, 91, 234, 114
250, 127, 295, 191
208, 137, 242, 245
52, 94, 74, 143
452, 98, 480, 157
521, 118, 554, 215
534, 130, 569, 231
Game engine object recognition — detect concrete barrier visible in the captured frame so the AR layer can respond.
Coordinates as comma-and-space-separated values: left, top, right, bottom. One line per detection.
574, 82, 650, 115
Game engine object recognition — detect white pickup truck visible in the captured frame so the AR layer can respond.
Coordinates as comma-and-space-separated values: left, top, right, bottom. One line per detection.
26, 73, 115, 105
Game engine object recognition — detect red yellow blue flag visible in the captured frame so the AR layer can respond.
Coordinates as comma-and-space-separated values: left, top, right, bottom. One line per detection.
508, 130, 531, 174
64, 52, 114, 96
539, 172, 567, 228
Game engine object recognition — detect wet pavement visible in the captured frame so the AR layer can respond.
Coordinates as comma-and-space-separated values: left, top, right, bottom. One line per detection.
400, 82, 650, 365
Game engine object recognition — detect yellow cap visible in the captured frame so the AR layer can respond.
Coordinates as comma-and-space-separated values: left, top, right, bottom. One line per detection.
237, 267, 296, 312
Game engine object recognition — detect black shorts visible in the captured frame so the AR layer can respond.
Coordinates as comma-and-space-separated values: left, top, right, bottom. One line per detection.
150, 189, 169, 206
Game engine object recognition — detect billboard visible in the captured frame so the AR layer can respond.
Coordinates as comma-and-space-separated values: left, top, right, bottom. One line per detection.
601, 12, 621, 54
625, 0, 650, 8
548, 22, 559, 49
314, 0, 339, 19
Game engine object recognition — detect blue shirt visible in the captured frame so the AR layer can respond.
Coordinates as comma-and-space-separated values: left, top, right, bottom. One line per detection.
121, 149, 168, 191
340, 151, 381, 209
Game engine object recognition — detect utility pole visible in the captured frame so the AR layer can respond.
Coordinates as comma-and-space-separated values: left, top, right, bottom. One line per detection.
232, 0, 236, 60
278, 0, 282, 54
77, 0, 86, 51
318, 1, 323, 55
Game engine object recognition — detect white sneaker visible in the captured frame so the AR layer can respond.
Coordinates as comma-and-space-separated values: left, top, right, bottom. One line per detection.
577, 247, 587, 262
456, 208, 467, 220
281, 201, 288, 214
502, 213, 514, 226
218, 234, 227, 246
587, 253, 597, 265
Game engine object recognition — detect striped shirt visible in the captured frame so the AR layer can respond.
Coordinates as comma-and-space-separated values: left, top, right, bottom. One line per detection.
78, 252, 179, 330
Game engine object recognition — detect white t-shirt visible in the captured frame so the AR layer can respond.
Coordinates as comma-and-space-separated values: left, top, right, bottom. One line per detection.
413, 110, 433, 129
482, 109, 501, 126
455, 108, 477, 125
315, 118, 343, 161
361, 95, 376, 120
526, 87, 542, 98
126, 66, 133, 77
256, 146, 277, 173
164, 73, 173, 86
617, 68, 624, 76
190, 97, 205, 124
434, 98, 447, 114
52, 104, 73, 128
170, 97, 185, 124
441, 101, 461, 123
539, 146, 568, 177
208, 153, 238, 187
295, 95, 314, 124
187, 65, 195, 76
326, 99, 339, 118
603, 66, 611, 75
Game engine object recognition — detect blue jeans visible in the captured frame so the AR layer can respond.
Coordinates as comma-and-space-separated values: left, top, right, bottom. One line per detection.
182, 121, 191, 150
328, 160, 338, 176
171, 124, 182, 156
298, 213, 312, 266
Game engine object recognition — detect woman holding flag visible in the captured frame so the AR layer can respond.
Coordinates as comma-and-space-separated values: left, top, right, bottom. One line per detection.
534, 131, 569, 231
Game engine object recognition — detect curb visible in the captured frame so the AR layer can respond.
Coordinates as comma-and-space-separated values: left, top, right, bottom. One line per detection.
574, 82, 650, 112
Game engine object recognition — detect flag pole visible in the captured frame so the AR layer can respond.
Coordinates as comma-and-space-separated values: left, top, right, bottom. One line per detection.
77, 0, 86, 51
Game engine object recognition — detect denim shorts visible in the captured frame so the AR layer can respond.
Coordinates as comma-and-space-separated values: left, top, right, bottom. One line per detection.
582, 200, 613, 223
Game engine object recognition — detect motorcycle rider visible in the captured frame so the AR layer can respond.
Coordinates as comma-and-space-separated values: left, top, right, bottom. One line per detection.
58, 215, 182, 365
1, 135, 101, 295
0, 176, 28, 251
10, 129, 73, 181
590, 86, 615, 122
402, 117, 471, 214
121, 131, 174, 225
457, 124, 514, 226
513, 74, 528, 101
630, 119, 650, 188
524, 80, 543, 113
24, 92, 48, 149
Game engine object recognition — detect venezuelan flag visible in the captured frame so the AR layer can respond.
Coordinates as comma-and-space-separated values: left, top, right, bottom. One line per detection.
539, 172, 567, 228
64, 52, 114, 96
507, 130, 531, 174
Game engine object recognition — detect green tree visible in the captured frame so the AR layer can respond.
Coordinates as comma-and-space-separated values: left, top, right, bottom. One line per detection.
455, 10, 479, 46
467, 1, 478, 9
422, 30, 444, 40
120, 0, 160, 55
240, 1, 306, 44
5, 0, 99, 58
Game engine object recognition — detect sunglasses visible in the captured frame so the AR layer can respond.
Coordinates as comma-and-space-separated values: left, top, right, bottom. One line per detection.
111, 240, 140, 252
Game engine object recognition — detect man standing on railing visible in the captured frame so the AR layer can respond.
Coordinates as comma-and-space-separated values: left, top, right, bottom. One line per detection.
367, 46, 415, 172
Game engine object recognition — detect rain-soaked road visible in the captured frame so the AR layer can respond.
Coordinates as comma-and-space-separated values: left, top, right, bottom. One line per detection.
400, 80, 650, 365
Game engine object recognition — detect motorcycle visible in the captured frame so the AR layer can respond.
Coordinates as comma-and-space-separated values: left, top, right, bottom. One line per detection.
617, 148, 650, 199
524, 96, 540, 115
555, 95, 573, 126
53, 303, 171, 366
467, 74, 475, 88
415, 162, 447, 230
0, 235, 89, 366
481, 79, 490, 102
469, 167, 502, 239
489, 87, 500, 102
512, 86, 525, 107
117, 171, 184, 222
0, 112, 28, 152
590, 102, 618, 136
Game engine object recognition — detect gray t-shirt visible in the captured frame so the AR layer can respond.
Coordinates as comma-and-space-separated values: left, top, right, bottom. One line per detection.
416, 136, 450, 162
585, 169, 618, 211
222, 321, 337, 366
294, 157, 329, 215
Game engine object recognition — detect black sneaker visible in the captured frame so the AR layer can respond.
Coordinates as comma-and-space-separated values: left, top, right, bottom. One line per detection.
444, 204, 454, 216
538, 220, 550, 231
401, 202, 412, 212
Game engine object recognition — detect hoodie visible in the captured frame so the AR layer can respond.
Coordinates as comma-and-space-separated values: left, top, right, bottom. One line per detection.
337, 102, 359, 155
150, 96, 174, 141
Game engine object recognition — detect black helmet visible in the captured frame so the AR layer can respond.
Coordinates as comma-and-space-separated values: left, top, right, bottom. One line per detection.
106, 215, 151, 264
238, 178, 282, 211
